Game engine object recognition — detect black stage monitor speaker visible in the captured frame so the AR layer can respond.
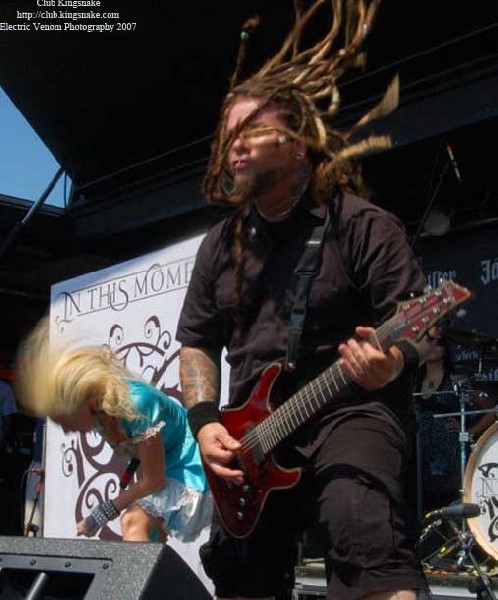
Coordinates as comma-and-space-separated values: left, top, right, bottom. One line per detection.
0, 536, 212, 600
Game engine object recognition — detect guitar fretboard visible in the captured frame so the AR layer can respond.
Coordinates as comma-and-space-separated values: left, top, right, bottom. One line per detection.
240, 286, 455, 460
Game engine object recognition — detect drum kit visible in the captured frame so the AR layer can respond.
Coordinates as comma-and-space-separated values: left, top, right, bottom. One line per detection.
414, 326, 498, 596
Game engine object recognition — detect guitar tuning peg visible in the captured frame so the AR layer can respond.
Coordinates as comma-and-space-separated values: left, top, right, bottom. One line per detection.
423, 285, 432, 294
456, 309, 467, 319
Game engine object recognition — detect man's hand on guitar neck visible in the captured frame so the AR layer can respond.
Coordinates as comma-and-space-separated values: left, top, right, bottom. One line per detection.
197, 422, 245, 485
338, 324, 440, 390
338, 326, 405, 391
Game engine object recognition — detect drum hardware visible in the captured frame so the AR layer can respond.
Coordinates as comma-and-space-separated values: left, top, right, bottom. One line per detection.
453, 358, 498, 365
419, 503, 480, 545
463, 423, 498, 562
416, 378, 497, 565
413, 391, 456, 397
433, 409, 497, 419
417, 505, 497, 599
453, 378, 479, 508
443, 327, 498, 353
445, 519, 498, 600
418, 420, 498, 593
417, 519, 460, 565
452, 359, 498, 374
416, 326, 498, 576
447, 328, 498, 378
470, 381, 498, 395
413, 383, 476, 522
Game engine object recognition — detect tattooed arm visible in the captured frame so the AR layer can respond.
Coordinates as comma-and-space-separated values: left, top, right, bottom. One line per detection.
179, 346, 221, 408
180, 346, 243, 483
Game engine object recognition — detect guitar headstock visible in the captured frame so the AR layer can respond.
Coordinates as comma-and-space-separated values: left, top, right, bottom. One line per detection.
391, 280, 472, 343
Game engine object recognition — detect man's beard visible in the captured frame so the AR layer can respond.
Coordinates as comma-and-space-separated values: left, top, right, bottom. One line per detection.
229, 169, 278, 205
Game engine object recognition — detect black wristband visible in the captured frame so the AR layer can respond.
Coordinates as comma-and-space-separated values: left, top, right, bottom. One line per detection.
187, 402, 221, 439
394, 340, 420, 371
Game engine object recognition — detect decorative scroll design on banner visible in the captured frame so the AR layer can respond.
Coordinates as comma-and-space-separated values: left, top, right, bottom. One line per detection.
62, 432, 126, 540
108, 315, 181, 402
75, 458, 123, 541
61, 438, 86, 488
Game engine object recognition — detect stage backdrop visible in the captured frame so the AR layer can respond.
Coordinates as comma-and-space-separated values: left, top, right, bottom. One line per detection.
43, 232, 228, 595
42, 219, 498, 577
418, 222, 498, 374
415, 222, 498, 527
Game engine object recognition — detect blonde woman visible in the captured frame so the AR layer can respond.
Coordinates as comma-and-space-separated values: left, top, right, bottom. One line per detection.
16, 318, 212, 543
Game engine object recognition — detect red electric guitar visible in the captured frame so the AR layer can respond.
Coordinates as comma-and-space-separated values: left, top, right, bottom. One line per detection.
205, 280, 472, 538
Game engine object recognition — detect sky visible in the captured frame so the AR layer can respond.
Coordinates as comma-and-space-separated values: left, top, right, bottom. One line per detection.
0, 86, 68, 208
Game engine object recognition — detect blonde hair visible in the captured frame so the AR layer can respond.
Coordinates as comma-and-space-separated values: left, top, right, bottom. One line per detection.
15, 316, 137, 421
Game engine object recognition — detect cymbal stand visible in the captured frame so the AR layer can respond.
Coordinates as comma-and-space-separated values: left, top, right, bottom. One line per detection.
432, 378, 473, 522
429, 376, 473, 565
413, 394, 424, 522
455, 379, 472, 515
412, 390, 456, 522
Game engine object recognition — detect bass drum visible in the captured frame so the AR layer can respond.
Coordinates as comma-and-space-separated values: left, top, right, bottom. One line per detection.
463, 422, 498, 559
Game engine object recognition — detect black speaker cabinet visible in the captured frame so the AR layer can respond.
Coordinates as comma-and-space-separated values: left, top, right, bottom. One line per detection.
0, 536, 212, 599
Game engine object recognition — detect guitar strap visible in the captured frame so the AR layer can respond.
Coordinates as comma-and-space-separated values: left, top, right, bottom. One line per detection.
285, 208, 331, 371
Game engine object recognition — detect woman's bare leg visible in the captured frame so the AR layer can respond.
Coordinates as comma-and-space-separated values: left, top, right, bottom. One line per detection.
120, 504, 164, 542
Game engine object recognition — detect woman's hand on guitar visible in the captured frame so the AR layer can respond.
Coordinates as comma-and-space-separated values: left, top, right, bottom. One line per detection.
197, 422, 245, 484
338, 326, 405, 391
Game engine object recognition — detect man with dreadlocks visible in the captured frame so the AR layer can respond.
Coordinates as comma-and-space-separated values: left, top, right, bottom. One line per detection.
176, 1, 434, 598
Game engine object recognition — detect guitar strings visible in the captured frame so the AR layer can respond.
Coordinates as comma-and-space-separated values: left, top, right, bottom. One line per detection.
236, 289, 449, 462
238, 318, 397, 460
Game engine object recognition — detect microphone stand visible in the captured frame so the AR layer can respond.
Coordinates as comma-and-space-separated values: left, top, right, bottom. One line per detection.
456, 379, 471, 534
411, 161, 450, 249
24, 470, 44, 537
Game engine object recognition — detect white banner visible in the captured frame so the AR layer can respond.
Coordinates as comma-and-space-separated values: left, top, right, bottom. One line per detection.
43, 233, 226, 595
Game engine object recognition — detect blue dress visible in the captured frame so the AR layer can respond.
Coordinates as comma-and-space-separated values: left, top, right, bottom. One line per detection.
110, 379, 212, 542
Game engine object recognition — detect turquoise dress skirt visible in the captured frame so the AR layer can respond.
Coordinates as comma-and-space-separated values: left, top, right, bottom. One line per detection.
108, 379, 212, 542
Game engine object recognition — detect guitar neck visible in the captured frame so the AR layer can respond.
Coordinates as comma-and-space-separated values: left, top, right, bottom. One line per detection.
248, 279, 472, 457
253, 315, 401, 455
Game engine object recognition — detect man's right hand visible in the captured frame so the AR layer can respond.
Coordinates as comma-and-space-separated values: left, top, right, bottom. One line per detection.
197, 422, 245, 484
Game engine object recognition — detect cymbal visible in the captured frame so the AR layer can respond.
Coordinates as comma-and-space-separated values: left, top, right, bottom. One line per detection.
451, 357, 498, 369
469, 380, 498, 395
442, 327, 498, 351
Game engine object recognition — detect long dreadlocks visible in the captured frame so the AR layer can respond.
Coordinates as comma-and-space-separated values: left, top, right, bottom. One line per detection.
202, 0, 398, 334
203, 0, 398, 207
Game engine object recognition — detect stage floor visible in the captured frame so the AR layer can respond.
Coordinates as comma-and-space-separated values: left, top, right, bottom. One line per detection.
293, 561, 498, 599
